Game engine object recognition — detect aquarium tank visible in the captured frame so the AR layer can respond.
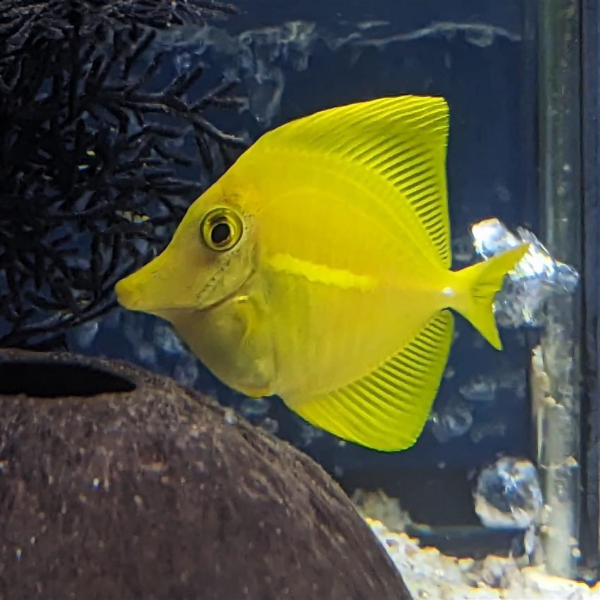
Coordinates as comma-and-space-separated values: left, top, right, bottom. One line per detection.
0, 0, 598, 598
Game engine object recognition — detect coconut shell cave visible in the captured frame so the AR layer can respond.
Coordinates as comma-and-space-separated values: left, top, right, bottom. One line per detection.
0, 349, 411, 600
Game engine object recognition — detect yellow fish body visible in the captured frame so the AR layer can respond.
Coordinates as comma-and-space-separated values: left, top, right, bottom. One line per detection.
115, 96, 528, 452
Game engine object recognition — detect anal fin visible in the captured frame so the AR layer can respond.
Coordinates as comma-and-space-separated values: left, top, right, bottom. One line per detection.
286, 310, 454, 452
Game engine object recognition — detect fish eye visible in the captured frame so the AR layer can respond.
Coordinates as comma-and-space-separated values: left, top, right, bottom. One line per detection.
200, 207, 243, 252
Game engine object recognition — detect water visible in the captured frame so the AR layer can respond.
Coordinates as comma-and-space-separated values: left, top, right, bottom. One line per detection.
0, 0, 594, 597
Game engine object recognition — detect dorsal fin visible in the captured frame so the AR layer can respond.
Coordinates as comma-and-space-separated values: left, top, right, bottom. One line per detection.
250, 95, 451, 267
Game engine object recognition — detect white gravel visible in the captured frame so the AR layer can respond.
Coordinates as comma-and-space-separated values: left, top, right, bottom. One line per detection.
366, 517, 599, 600
353, 489, 598, 600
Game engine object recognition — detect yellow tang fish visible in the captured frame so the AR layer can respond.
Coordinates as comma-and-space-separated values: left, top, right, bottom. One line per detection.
115, 95, 528, 452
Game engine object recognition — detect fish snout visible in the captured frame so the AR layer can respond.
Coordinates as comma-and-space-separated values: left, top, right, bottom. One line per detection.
114, 274, 143, 311
114, 254, 189, 314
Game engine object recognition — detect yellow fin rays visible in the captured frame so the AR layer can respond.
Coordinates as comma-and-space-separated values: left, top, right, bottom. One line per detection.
254, 95, 451, 268
289, 310, 454, 451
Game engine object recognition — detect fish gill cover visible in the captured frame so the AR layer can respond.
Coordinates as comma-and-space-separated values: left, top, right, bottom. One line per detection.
0, 0, 248, 350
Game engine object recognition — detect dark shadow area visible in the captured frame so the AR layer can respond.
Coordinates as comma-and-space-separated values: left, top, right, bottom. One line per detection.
0, 361, 136, 397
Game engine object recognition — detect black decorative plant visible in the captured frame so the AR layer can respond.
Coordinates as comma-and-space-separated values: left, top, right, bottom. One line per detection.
0, 0, 247, 349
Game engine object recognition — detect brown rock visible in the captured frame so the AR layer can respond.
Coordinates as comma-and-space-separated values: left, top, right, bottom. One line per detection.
0, 349, 412, 600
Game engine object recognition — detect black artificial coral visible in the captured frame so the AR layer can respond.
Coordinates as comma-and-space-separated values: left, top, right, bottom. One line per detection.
0, 0, 247, 349
0, 0, 237, 45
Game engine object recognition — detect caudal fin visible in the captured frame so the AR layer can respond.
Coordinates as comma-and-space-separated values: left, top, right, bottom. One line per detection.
453, 245, 530, 350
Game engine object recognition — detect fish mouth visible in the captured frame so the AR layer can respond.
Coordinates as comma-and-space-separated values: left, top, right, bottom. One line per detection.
115, 267, 256, 316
